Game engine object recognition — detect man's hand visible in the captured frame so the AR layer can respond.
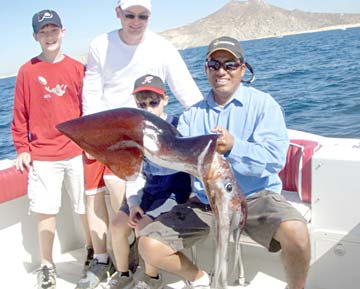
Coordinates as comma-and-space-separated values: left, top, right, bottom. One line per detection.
15, 152, 31, 172
212, 126, 234, 155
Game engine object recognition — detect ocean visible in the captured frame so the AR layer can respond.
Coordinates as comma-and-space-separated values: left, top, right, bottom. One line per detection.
1, 27, 359, 160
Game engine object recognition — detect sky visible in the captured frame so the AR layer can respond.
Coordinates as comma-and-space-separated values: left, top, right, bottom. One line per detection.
1, 0, 359, 77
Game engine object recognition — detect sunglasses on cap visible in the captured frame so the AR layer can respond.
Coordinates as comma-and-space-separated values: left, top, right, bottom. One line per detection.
136, 98, 161, 109
124, 12, 150, 21
206, 59, 243, 72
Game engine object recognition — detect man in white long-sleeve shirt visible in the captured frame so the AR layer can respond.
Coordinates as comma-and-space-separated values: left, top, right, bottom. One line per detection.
76, 0, 203, 288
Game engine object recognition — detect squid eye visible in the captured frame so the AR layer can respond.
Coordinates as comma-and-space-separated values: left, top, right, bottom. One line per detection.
225, 183, 233, 192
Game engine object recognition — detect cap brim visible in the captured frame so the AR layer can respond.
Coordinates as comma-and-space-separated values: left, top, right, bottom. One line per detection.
36, 21, 62, 33
207, 48, 240, 59
133, 86, 165, 95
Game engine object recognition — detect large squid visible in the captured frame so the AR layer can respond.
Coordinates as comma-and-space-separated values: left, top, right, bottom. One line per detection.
57, 107, 247, 288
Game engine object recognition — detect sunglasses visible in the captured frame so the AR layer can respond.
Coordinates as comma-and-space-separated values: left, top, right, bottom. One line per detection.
124, 13, 150, 21
206, 59, 243, 72
136, 98, 161, 109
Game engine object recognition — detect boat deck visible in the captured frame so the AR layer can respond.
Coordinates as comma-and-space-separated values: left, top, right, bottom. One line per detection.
21, 247, 287, 289
4, 131, 360, 289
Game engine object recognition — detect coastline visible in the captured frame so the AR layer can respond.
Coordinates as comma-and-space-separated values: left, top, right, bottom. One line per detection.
1, 23, 359, 79
252, 23, 360, 41
0, 74, 16, 80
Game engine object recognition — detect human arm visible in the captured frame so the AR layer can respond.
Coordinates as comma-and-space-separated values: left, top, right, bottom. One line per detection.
81, 43, 108, 115
164, 44, 203, 108
226, 102, 289, 178
126, 171, 146, 228
11, 70, 32, 171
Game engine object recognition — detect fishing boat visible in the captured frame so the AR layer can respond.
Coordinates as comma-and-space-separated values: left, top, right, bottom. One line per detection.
1, 128, 359, 289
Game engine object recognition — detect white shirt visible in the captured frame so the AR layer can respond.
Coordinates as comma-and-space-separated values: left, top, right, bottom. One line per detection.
82, 29, 203, 115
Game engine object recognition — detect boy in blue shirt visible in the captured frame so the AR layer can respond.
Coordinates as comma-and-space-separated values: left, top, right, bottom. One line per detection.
107, 74, 191, 289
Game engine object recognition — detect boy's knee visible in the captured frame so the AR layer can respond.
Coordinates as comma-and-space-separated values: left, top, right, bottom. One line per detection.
138, 236, 160, 259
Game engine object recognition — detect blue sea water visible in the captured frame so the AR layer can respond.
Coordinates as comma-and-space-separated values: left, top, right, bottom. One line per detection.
1, 27, 359, 160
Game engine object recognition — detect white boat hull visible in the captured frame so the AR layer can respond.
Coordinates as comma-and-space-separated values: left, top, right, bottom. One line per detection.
1, 129, 360, 288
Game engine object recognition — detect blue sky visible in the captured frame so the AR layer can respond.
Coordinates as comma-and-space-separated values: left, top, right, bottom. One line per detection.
1, 0, 359, 76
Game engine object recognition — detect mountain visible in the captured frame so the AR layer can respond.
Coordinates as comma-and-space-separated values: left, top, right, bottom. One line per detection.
160, 0, 360, 49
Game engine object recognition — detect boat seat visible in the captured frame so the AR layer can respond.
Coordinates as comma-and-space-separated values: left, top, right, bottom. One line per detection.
0, 160, 28, 204
237, 139, 320, 247
279, 139, 320, 204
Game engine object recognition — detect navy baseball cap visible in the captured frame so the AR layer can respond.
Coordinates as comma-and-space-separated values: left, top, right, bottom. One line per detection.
32, 9, 62, 33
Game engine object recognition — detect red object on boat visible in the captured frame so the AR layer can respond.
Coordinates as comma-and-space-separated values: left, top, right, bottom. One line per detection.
279, 139, 320, 203
0, 165, 28, 204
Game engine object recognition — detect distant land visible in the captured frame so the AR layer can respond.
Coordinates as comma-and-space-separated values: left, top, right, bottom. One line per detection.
2, 0, 360, 79
160, 0, 360, 49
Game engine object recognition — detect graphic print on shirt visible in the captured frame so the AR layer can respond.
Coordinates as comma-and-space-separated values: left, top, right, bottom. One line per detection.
38, 75, 67, 98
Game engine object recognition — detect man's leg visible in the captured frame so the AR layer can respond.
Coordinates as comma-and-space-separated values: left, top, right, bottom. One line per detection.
138, 236, 204, 281
137, 199, 213, 287
86, 193, 108, 255
274, 220, 310, 289
79, 213, 94, 276
64, 155, 94, 276
245, 191, 310, 289
104, 177, 126, 213
75, 193, 115, 289
79, 213, 92, 248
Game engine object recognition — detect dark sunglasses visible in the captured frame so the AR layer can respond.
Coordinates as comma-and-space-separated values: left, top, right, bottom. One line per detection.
206, 59, 243, 72
136, 98, 161, 109
124, 13, 150, 21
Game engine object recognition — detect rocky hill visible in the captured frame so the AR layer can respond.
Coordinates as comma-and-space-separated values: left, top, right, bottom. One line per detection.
160, 0, 360, 49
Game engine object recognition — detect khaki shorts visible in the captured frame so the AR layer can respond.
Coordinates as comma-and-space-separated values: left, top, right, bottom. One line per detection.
122, 192, 179, 219
139, 191, 306, 252
28, 155, 86, 215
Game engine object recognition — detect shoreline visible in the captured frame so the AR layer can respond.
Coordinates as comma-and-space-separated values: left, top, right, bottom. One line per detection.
0, 74, 16, 80
1, 23, 359, 79
253, 23, 360, 41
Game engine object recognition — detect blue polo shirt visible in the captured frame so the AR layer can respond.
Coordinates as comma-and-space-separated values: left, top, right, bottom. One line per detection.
177, 84, 289, 204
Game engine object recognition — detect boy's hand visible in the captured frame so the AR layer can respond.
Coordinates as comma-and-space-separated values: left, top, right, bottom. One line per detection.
15, 152, 32, 172
212, 126, 234, 155
128, 206, 144, 228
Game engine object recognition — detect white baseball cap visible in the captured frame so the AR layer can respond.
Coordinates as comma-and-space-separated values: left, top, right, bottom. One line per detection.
117, 0, 151, 12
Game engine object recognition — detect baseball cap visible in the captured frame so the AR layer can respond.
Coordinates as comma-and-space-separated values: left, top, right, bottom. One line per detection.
207, 36, 245, 62
133, 74, 165, 95
117, 0, 152, 12
32, 9, 62, 33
